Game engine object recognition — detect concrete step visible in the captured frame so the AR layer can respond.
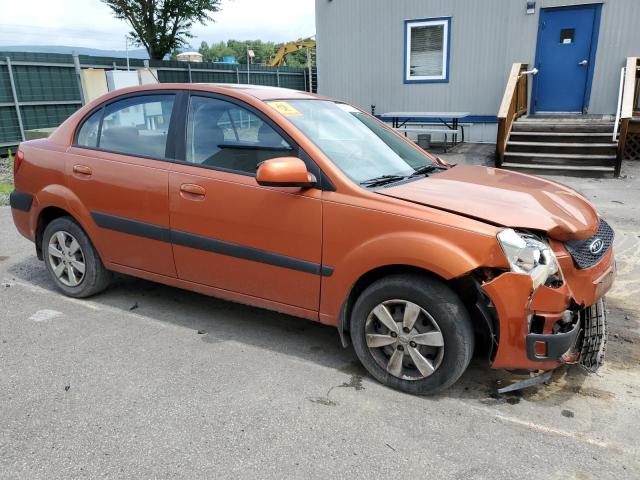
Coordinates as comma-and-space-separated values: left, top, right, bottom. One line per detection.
517, 115, 615, 123
504, 151, 616, 160
502, 162, 615, 172
511, 122, 614, 133
506, 141, 618, 155
508, 141, 617, 148
509, 131, 615, 143
504, 151, 616, 167
501, 162, 615, 177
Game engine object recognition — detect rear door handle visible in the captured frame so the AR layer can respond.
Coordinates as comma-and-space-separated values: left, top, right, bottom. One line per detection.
180, 183, 206, 199
73, 164, 92, 176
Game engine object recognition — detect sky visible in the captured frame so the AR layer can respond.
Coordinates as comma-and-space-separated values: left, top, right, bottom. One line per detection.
0, 0, 316, 50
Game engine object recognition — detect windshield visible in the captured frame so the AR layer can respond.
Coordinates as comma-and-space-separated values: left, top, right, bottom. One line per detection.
268, 100, 435, 184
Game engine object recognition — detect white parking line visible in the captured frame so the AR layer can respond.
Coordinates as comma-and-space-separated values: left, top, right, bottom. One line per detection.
465, 402, 629, 452
5, 278, 190, 332
29, 309, 63, 322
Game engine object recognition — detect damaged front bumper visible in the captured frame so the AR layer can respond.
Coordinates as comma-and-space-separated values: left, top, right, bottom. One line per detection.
525, 315, 581, 363
525, 299, 607, 371
482, 247, 614, 372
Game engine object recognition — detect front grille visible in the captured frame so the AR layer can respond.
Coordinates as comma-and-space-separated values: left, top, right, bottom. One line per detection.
565, 218, 614, 269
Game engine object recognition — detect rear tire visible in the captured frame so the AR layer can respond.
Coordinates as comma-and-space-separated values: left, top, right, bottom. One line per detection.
42, 216, 111, 298
350, 274, 474, 395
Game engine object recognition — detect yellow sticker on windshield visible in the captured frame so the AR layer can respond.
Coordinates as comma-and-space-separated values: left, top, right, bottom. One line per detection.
267, 101, 302, 117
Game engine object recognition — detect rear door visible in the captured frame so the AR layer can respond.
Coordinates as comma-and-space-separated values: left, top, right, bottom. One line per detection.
168, 93, 324, 311
66, 91, 179, 277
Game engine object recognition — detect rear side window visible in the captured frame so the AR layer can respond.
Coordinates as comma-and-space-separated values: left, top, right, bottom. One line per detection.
186, 95, 293, 174
99, 95, 175, 158
76, 109, 101, 148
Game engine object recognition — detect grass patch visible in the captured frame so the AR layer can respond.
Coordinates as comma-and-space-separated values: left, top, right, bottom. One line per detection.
0, 182, 13, 194
1, 149, 14, 195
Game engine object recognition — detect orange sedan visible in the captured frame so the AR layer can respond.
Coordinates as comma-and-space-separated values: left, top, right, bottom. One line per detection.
10, 84, 614, 394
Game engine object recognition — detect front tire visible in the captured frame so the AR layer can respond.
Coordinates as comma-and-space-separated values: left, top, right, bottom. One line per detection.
350, 274, 474, 395
42, 216, 111, 298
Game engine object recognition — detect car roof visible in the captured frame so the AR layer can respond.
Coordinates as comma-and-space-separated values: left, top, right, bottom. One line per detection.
107, 83, 327, 102
195, 83, 323, 101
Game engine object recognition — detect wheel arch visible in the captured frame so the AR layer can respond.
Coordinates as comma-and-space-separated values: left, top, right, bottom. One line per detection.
337, 264, 447, 346
36, 206, 75, 259
33, 185, 99, 261
336, 264, 499, 359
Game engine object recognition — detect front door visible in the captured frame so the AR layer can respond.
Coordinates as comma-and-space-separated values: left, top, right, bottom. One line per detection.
168, 93, 323, 312
533, 4, 601, 113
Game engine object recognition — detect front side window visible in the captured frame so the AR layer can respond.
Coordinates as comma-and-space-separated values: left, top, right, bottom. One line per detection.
99, 95, 175, 158
405, 17, 451, 83
186, 96, 293, 174
274, 100, 435, 184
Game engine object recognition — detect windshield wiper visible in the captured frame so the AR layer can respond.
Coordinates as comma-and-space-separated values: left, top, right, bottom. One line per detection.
409, 163, 444, 177
359, 174, 407, 188
360, 163, 446, 188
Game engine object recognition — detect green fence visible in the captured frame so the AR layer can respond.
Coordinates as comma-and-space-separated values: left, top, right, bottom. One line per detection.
0, 51, 313, 150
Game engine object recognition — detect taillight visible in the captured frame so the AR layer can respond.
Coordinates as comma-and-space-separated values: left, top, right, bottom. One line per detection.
14, 149, 24, 176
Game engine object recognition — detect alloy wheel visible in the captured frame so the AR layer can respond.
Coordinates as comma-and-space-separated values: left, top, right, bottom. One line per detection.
365, 299, 445, 380
47, 231, 86, 287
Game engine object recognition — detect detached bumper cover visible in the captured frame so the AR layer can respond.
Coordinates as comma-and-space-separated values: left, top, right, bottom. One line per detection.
525, 299, 607, 370
526, 319, 581, 362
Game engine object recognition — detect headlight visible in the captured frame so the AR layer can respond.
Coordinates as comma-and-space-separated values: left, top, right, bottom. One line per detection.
497, 229, 559, 289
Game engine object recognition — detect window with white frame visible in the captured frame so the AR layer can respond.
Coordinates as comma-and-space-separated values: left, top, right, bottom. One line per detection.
405, 17, 450, 83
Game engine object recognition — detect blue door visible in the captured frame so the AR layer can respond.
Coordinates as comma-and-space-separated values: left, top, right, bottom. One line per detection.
533, 5, 601, 113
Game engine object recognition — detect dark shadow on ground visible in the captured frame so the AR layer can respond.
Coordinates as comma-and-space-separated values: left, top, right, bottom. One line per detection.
6, 256, 613, 404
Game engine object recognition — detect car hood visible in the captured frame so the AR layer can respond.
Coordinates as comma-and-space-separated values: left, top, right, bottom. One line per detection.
379, 165, 599, 241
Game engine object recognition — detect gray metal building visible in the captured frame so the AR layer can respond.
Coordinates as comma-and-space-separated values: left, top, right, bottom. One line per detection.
315, 0, 640, 142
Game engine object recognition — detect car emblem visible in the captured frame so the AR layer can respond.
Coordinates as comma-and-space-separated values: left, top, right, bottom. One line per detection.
589, 238, 604, 255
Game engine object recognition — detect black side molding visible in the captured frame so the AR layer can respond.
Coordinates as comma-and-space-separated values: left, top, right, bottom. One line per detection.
9, 190, 33, 212
91, 212, 171, 243
171, 230, 331, 276
90, 210, 333, 277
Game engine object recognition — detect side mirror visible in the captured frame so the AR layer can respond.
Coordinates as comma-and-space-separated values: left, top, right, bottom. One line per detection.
256, 157, 316, 189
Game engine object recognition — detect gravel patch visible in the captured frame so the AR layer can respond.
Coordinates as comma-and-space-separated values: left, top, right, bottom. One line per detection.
0, 156, 13, 206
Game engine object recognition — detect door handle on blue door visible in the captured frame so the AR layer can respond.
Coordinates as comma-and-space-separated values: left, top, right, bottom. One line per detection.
578, 59, 588, 66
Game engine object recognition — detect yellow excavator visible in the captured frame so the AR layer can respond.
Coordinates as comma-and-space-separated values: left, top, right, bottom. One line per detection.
268, 40, 316, 67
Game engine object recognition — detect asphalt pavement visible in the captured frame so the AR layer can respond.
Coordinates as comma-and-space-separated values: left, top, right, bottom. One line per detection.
1, 159, 639, 479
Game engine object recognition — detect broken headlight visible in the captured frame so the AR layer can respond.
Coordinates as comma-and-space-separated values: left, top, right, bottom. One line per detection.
497, 229, 559, 289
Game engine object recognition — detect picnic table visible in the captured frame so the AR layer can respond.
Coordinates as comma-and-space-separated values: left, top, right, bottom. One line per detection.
379, 111, 471, 147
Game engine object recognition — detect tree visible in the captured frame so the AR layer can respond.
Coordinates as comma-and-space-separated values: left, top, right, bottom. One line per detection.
102, 0, 222, 60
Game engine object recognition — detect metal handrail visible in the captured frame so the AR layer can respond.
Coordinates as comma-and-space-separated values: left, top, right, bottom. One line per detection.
520, 68, 539, 76
613, 67, 626, 141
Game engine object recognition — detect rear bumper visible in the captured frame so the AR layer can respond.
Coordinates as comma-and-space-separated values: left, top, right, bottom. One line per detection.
10, 190, 36, 242
9, 190, 33, 212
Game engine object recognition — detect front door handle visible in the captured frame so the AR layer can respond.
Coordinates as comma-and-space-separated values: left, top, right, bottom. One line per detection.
73, 164, 92, 176
180, 183, 206, 199
578, 59, 588, 66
